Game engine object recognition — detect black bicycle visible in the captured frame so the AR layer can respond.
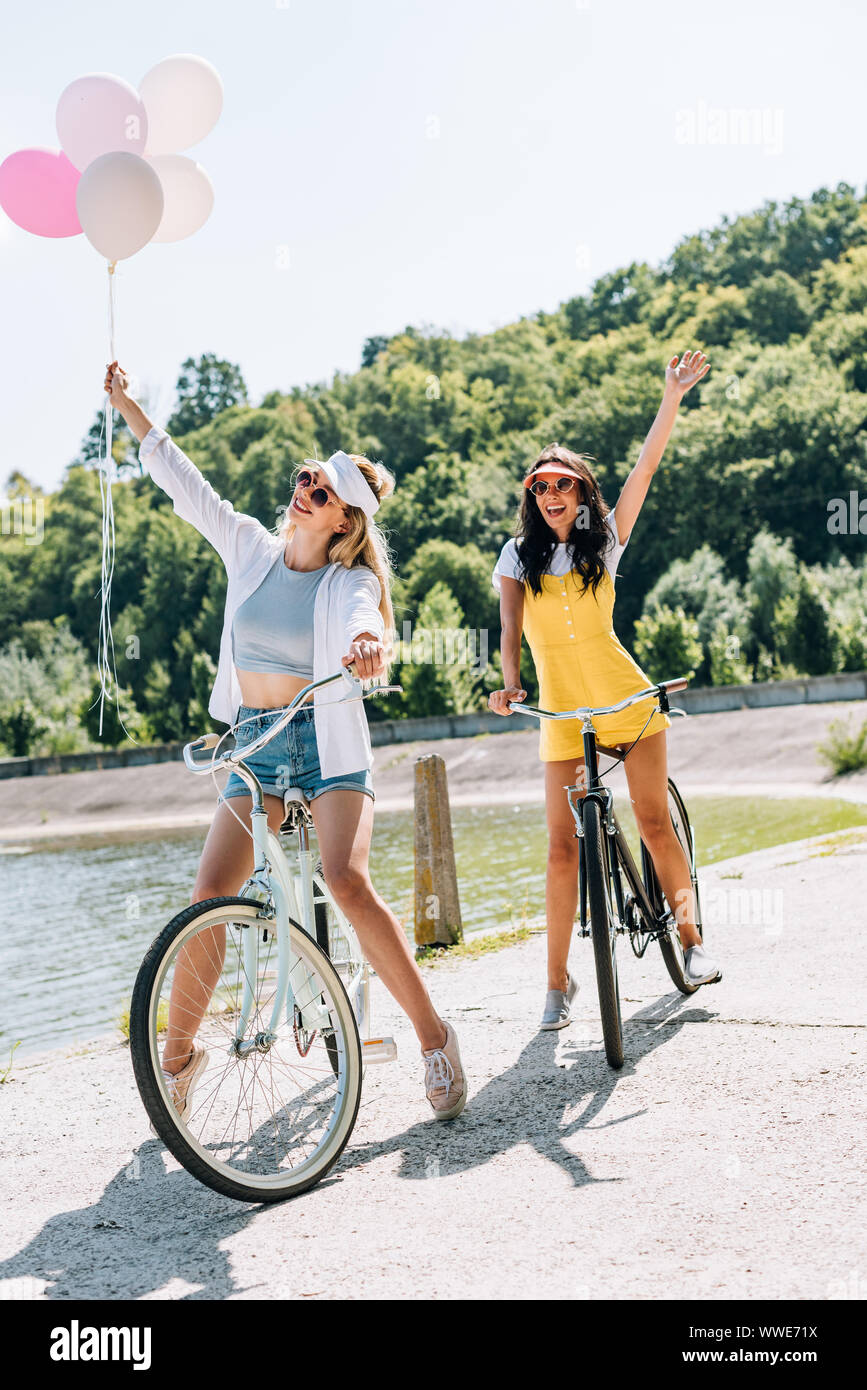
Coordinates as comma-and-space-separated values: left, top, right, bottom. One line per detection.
509, 677, 720, 1070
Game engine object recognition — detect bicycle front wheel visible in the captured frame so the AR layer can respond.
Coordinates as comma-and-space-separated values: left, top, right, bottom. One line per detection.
582, 799, 624, 1069
129, 897, 362, 1203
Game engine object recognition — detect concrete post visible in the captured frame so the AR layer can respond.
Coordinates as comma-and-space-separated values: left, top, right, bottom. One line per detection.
413, 753, 463, 949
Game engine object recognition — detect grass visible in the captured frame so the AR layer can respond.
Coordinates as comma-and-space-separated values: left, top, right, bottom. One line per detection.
415, 924, 536, 966
816, 716, 867, 775
0, 1040, 21, 1083
116, 997, 169, 1040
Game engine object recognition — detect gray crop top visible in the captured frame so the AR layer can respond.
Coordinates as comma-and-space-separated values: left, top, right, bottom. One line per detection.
231, 555, 330, 676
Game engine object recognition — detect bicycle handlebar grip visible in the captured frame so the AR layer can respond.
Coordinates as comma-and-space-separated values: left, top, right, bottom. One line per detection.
664, 678, 690, 693
191, 733, 222, 750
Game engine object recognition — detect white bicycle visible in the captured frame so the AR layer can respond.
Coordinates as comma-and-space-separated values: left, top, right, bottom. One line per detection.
129, 664, 400, 1203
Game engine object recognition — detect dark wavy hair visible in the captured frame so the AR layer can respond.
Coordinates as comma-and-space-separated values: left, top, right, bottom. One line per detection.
515, 443, 615, 599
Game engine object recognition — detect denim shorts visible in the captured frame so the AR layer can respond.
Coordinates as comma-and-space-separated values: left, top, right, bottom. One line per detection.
218, 703, 374, 805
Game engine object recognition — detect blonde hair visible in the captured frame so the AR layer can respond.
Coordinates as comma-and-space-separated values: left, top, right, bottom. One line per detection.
276, 454, 396, 664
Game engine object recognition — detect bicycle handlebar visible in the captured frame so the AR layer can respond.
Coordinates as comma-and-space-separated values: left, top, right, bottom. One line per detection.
506, 676, 689, 722
182, 662, 402, 775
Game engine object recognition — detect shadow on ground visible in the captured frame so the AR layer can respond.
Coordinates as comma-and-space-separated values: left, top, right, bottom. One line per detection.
0, 994, 713, 1298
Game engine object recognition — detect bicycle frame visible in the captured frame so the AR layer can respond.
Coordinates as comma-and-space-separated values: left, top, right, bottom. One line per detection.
181, 665, 398, 1049
509, 678, 689, 949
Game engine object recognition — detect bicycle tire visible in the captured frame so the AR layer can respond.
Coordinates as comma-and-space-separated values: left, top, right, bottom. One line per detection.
582, 799, 624, 1069
645, 781, 705, 995
130, 896, 362, 1203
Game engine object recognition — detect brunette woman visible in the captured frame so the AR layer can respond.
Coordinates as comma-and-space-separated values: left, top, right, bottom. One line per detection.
489, 351, 721, 1029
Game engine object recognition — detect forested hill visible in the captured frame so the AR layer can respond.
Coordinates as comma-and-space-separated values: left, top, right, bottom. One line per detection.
2, 181, 867, 752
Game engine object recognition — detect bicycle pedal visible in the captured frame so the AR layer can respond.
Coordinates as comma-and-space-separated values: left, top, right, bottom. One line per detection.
361, 1036, 397, 1064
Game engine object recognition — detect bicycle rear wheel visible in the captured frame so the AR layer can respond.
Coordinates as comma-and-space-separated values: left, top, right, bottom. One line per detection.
313, 868, 369, 1040
582, 799, 624, 1069
130, 897, 362, 1203
642, 781, 705, 995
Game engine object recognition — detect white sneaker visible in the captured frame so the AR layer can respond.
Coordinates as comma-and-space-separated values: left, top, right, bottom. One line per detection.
422, 1021, 467, 1120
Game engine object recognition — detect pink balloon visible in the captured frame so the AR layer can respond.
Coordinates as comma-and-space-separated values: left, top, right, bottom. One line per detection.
0, 147, 81, 237
56, 73, 148, 173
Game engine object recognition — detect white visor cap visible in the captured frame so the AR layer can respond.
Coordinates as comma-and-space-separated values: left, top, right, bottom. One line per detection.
303, 450, 380, 518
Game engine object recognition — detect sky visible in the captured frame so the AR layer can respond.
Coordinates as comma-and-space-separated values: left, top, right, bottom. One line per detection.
2, 0, 866, 491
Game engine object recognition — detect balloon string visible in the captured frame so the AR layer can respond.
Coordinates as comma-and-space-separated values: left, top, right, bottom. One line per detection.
92, 259, 141, 746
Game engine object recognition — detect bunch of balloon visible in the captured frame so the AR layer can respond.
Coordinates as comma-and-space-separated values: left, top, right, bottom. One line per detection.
0, 54, 223, 736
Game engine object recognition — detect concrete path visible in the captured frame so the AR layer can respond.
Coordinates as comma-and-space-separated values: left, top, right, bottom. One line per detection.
1, 823, 864, 1301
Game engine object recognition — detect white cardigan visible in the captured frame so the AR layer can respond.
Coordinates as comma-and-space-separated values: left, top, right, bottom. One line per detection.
139, 425, 386, 779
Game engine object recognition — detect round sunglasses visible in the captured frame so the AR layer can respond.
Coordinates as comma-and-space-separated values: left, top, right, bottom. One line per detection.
527, 476, 578, 497
294, 469, 343, 509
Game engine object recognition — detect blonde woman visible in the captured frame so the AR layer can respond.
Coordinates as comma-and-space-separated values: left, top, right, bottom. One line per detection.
104, 361, 466, 1121
489, 351, 722, 1030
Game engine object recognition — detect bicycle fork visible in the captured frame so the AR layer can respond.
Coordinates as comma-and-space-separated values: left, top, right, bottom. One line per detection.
566, 784, 610, 939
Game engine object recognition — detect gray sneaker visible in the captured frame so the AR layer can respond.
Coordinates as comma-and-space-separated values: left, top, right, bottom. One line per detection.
683, 944, 722, 986
540, 972, 579, 1030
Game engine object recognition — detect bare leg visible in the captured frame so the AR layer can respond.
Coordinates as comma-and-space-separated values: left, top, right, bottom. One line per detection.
310, 788, 447, 1053
621, 728, 701, 948
162, 795, 288, 1075
543, 757, 586, 992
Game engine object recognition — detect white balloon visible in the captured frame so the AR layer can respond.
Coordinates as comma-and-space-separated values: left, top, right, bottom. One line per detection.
140, 54, 223, 155
146, 154, 214, 242
76, 152, 164, 261
56, 72, 148, 173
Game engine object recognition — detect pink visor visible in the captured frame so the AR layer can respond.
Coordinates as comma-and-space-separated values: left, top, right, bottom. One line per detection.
523, 464, 580, 489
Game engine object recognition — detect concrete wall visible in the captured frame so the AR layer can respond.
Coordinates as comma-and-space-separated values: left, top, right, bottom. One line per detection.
2, 669, 865, 780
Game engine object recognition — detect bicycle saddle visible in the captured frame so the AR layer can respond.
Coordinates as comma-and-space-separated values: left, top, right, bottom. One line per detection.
282, 785, 311, 811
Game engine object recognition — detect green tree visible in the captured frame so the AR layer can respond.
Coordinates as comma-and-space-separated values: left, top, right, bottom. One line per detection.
745, 270, 811, 343
398, 538, 499, 636
0, 619, 93, 755
745, 530, 800, 671
641, 544, 752, 684
398, 583, 486, 717
772, 570, 842, 676
81, 676, 153, 747
361, 335, 390, 368
167, 354, 248, 435
632, 605, 703, 684
707, 619, 752, 686
0, 697, 46, 757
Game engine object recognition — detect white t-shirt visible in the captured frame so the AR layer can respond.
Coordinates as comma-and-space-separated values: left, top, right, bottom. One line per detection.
492, 509, 627, 593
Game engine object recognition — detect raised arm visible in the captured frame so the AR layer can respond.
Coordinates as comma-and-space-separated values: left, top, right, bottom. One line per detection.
104, 360, 253, 566
611, 349, 710, 545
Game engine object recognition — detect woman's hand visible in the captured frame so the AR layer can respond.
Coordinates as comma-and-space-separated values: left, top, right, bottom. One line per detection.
104, 359, 132, 409
664, 349, 710, 399
488, 686, 526, 716
342, 635, 386, 681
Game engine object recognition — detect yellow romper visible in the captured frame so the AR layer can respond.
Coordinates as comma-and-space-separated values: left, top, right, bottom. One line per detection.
494, 517, 670, 761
